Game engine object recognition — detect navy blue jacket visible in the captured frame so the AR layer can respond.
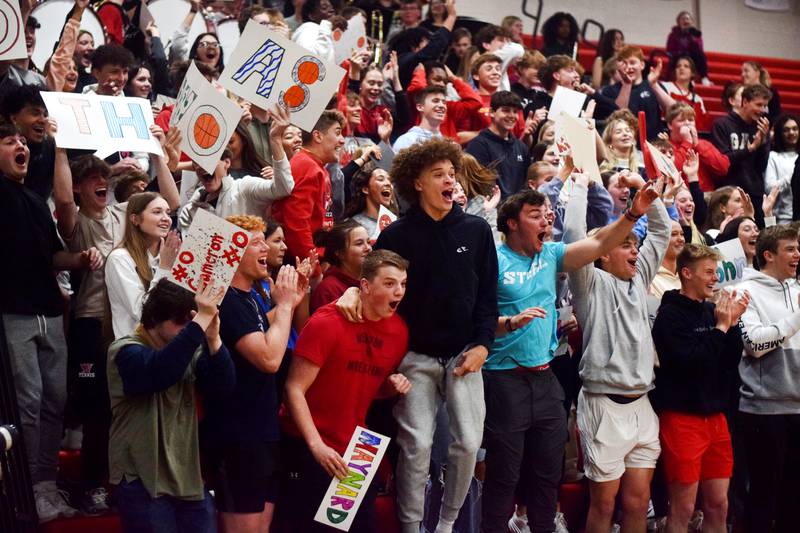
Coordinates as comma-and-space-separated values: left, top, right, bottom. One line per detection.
466, 128, 530, 199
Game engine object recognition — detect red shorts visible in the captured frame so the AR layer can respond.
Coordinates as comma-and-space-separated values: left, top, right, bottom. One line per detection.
659, 410, 733, 484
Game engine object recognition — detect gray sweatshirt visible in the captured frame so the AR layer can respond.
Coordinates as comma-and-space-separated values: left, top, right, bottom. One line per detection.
737, 270, 800, 415
563, 190, 670, 395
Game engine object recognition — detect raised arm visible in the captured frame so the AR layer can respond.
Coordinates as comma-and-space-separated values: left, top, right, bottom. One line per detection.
149, 125, 181, 212
53, 144, 78, 240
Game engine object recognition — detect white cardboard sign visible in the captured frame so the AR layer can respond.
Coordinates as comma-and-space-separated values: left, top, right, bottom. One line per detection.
553, 112, 601, 185
219, 20, 346, 132
41, 92, 163, 156
0, 0, 28, 60
547, 86, 587, 120
370, 205, 397, 242
333, 13, 368, 65
314, 427, 390, 531
712, 238, 747, 288
169, 209, 251, 293
174, 63, 243, 174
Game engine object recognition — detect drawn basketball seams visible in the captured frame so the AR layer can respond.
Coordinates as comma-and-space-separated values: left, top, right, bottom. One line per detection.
187, 105, 227, 157
0, 0, 21, 56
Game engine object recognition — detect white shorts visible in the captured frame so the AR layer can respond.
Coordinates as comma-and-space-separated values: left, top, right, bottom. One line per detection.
577, 390, 661, 482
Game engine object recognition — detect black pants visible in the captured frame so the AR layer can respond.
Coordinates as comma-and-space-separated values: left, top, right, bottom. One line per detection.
739, 411, 800, 533
67, 317, 110, 489
482, 368, 567, 533
276, 438, 377, 533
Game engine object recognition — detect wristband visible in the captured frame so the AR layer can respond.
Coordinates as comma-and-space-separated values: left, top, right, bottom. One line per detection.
505, 317, 515, 332
623, 208, 643, 222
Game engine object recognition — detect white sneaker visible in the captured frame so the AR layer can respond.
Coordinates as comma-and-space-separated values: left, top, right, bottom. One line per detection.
554, 511, 570, 533
34, 487, 60, 524
508, 511, 531, 533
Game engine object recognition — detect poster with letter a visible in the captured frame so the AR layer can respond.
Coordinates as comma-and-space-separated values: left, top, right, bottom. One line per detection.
169, 209, 251, 293
219, 19, 346, 132
314, 427, 390, 531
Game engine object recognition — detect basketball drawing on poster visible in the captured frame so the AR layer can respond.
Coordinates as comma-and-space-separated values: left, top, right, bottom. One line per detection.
219, 19, 346, 132
0, 0, 28, 60
174, 62, 243, 174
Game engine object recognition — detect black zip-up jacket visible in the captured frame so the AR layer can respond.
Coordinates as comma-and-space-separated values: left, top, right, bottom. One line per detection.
465, 128, 530, 199
375, 203, 498, 360
651, 289, 743, 414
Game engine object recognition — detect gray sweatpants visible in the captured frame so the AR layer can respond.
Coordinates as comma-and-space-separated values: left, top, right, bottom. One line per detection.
2, 314, 67, 484
394, 351, 485, 531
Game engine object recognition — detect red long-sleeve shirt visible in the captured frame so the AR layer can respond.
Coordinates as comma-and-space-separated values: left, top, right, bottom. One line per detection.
406, 69, 483, 142
271, 149, 333, 261
673, 139, 730, 192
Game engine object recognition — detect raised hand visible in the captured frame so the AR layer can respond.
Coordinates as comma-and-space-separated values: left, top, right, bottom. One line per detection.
484, 185, 501, 211
271, 265, 300, 308
739, 187, 754, 218
728, 289, 750, 324
159, 230, 181, 269
150, 124, 166, 146
617, 169, 646, 190
763, 186, 780, 218
164, 128, 183, 173
260, 166, 274, 180
630, 176, 665, 216
647, 57, 664, 86
682, 148, 699, 179
378, 108, 393, 144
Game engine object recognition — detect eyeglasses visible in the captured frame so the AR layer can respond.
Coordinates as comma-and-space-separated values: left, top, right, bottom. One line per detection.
197, 41, 219, 49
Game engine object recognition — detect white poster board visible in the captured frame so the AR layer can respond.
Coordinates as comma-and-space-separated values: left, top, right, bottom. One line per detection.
645, 141, 680, 181
547, 86, 587, 120
219, 19, 346, 132
0, 0, 28, 60
169, 209, 251, 293
41, 92, 163, 156
174, 63, 243, 174
333, 13, 368, 65
712, 238, 747, 288
553, 112, 601, 184
370, 205, 397, 242
314, 426, 390, 531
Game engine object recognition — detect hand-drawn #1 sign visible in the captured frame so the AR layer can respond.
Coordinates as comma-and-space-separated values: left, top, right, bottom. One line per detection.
188, 105, 227, 157
0, 0, 27, 60
169, 209, 250, 294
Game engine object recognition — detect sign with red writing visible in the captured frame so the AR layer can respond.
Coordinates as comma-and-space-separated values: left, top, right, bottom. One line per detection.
169, 209, 249, 293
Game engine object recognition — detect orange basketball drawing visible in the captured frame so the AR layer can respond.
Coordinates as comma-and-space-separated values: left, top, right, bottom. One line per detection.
193, 113, 221, 149
296, 60, 320, 85
357, 36, 366, 48
332, 29, 342, 42
283, 86, 306, 109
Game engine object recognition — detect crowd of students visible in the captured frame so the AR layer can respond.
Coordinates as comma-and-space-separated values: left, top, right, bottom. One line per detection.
1, 0, 799, 532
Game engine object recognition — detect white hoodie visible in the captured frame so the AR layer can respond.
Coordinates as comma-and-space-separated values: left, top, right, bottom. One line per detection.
737, 269, 800, 414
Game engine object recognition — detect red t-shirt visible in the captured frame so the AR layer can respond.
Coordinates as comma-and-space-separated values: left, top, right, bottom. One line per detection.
280, 303, 409, 454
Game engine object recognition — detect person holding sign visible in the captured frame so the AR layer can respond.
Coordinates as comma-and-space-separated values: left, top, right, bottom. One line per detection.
108, 279, 234, 533
563, 172, 669, 533
272, 110, 345, 264
482, 174, 664, 533
202, 215, 307, 533
337, 138, 498, 533
178, 106, 296, 234
651, 244, 748, 533
735, 225, 800, 532
281, 249, 411, 532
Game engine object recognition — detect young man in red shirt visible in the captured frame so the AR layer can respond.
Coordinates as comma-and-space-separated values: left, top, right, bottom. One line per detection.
667, 103, 729, 192
281, 249, 411, 531
272, 110, 345, 263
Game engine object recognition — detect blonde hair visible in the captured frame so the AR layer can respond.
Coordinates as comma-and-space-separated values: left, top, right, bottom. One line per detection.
458, 153, 497, 199
601, 117, 640, 172
226, 214, 266, 233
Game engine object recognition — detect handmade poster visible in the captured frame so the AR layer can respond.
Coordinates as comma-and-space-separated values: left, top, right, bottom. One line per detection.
219, 19, 346, 132
169, 209, 250, 293
712, 239, 747, 288
547, 86, 587, 120
314, 427, 390, 531
553, 112, 601, 184
645, 141, 680, 181
40, 92, 163, 156
174, 64, 243, 174
370, 205, 397, 242
333, 13, 368, 65
170, 61, 205, 127
0, 0, 28, 60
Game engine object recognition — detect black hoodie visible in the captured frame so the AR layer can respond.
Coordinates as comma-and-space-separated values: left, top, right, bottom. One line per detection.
375, 203, 498, 360
651, 289, 743, 414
